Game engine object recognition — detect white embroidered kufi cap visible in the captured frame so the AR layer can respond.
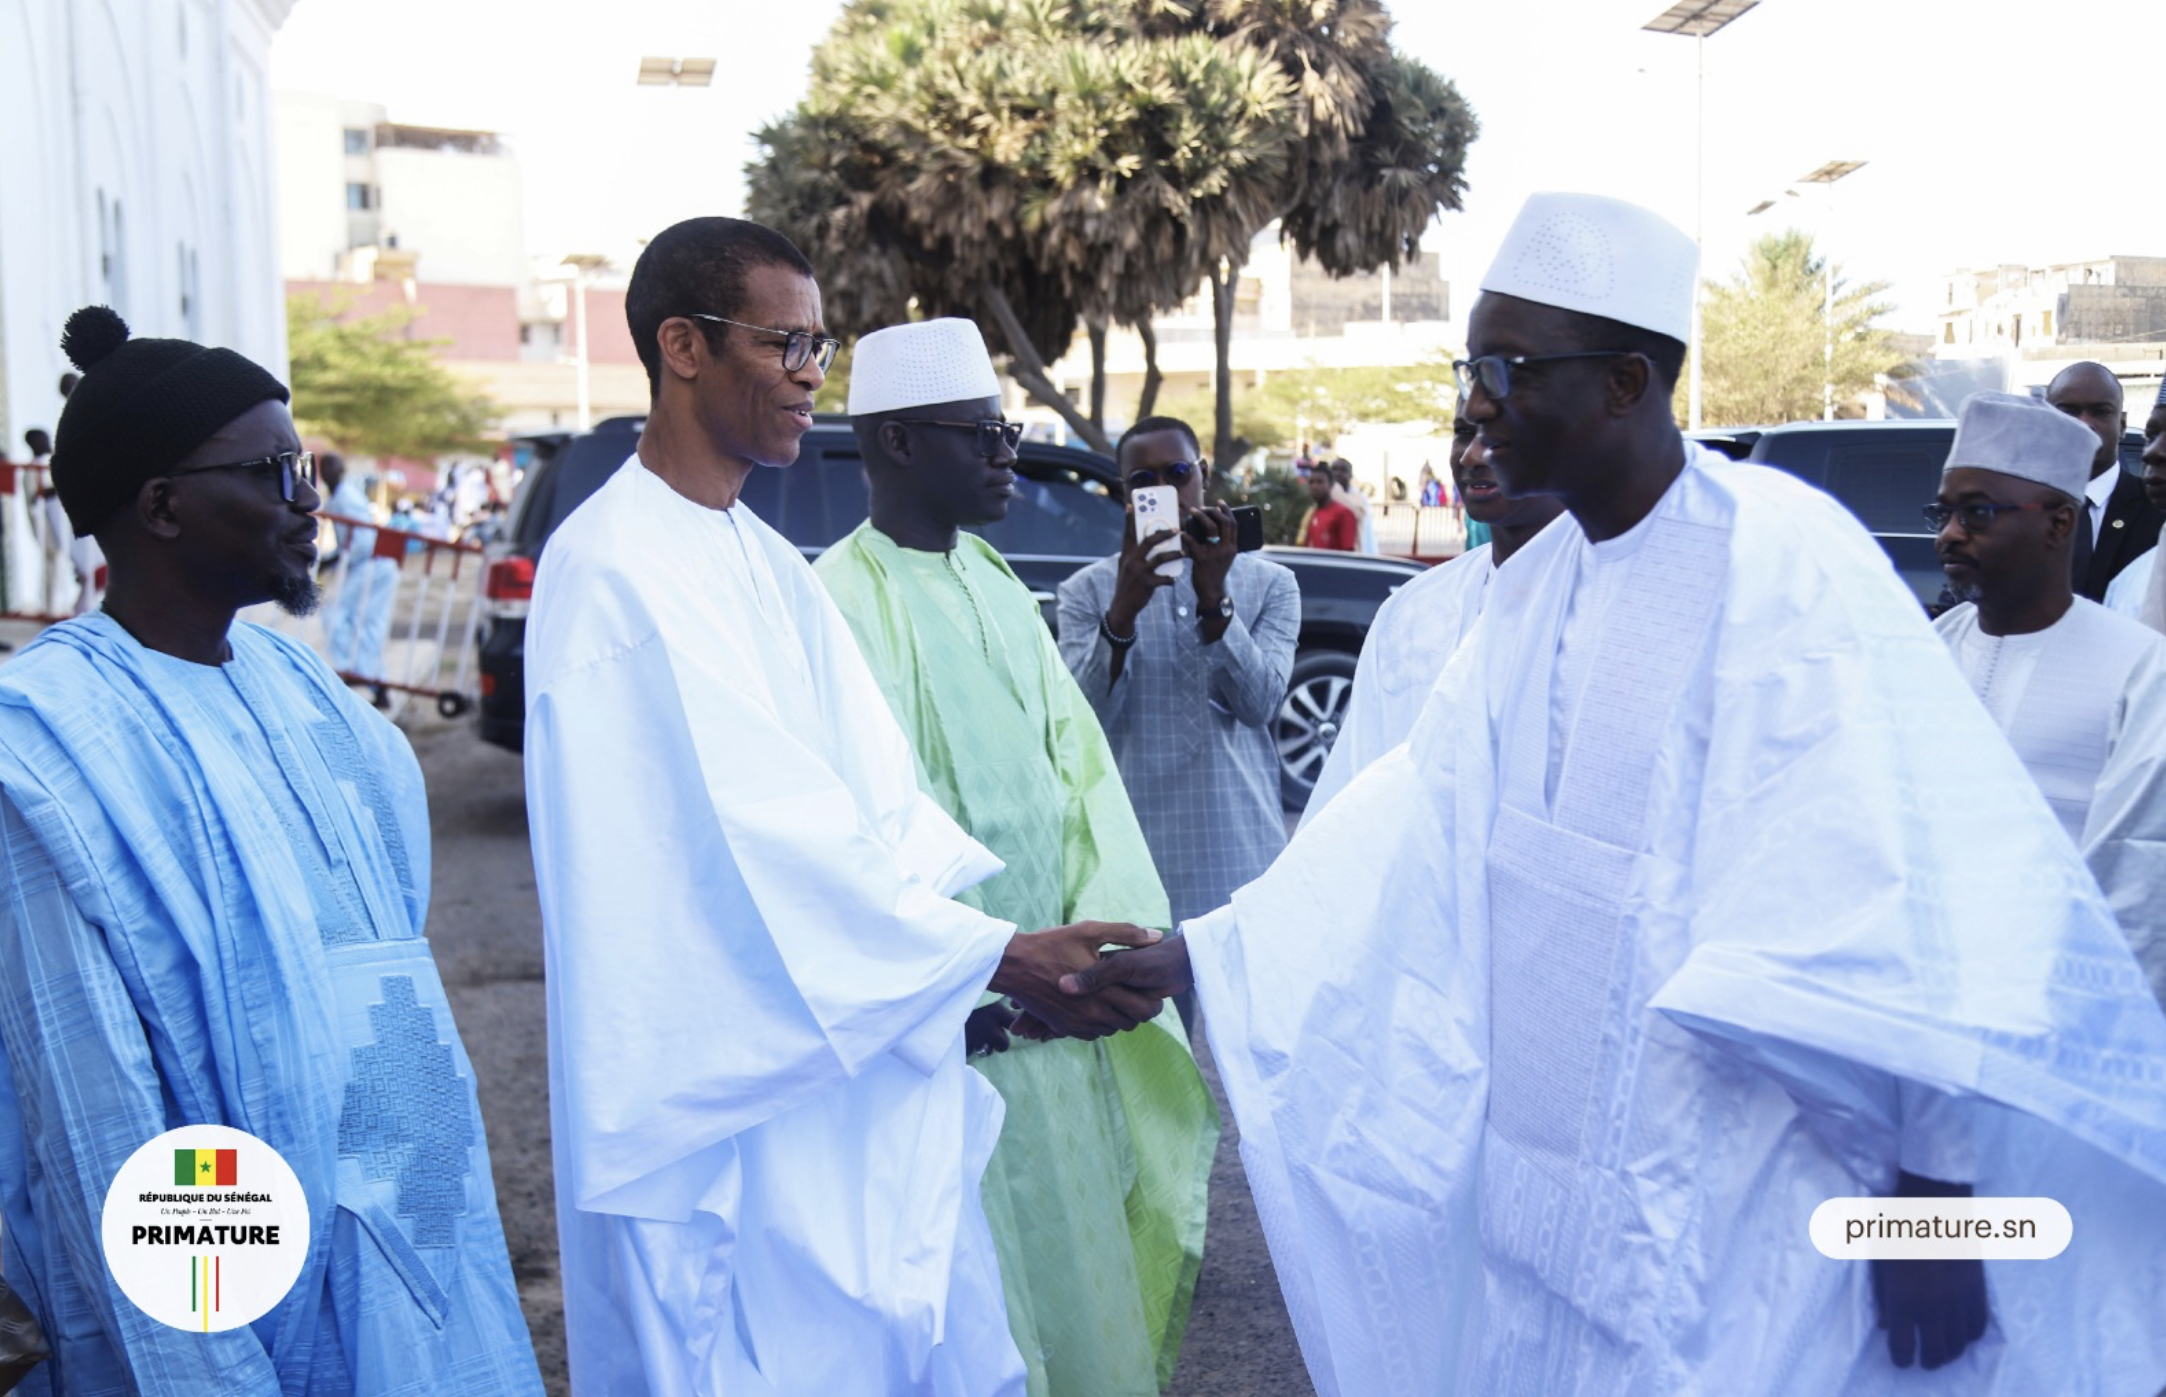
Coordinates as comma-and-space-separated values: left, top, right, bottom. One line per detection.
847, 318, 1002, 416
1943, 391, 2095, 500
1479, 192, 1699, 343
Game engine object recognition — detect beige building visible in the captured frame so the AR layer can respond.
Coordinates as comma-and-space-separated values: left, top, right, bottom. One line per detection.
274, 93, 647, 448
1934, 256, 2166, 405
1041, 225, 1456, 452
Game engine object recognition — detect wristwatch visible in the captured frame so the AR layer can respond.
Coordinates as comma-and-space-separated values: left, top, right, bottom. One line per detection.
1206, 595, 1234, 621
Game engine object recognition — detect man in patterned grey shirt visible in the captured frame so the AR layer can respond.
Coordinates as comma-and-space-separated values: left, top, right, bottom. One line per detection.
1057, 416, 1300, 1030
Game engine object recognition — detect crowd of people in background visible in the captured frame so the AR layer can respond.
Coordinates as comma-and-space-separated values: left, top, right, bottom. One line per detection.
1291, 444, 1483, 556
2, 385, 107, 627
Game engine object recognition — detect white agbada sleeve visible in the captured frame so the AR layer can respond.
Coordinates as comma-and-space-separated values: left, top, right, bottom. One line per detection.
2104, 545, 2154, 620
526, 472, 1016, 1226
2144, 538, 2166, 634
2078, 645, 2166, 1007
1303, 545, 1493, 822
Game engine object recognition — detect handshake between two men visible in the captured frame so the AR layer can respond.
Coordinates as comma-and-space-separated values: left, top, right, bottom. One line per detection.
966, 923, 1200, 1055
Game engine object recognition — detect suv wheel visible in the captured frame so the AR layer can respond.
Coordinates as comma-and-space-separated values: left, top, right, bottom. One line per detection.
1275, 648, 1355, 813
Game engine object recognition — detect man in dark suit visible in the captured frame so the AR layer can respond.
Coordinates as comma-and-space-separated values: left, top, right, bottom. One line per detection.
2050, 361, 2161, 600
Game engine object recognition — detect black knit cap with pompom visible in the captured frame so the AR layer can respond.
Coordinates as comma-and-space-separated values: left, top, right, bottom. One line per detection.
49, 305, 290, 535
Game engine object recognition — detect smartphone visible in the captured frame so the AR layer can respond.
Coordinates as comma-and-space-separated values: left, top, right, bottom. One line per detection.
1189, 505, 1264, 553
1132, 485, 1184, 578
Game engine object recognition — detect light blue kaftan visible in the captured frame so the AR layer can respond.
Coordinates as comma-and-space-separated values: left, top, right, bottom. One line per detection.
0, 613, 541, 1396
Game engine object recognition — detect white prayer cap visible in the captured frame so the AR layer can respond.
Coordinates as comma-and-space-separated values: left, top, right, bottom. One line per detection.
1943, 391, 2095, 499
847, 318, 1002, 416
1479, 192, 1698, 343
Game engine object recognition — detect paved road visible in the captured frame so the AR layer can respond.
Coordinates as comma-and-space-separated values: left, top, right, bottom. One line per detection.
411, 717, 1314, 1396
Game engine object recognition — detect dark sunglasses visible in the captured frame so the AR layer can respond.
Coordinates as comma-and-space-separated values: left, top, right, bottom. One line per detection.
682, 312, 841, 374
166, 450, 318, 502
1922, 500, 2056, 533
895, 418, 1025, 459
1453, 350, 1634, 401
1126, 461, 1199, 491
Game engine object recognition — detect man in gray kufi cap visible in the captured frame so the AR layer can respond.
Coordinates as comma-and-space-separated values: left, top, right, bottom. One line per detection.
1061, 194, 2166, 1394
1933, 388, 2166, 1009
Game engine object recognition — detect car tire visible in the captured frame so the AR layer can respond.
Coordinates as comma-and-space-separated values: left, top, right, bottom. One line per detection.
1275, 647, 1356, 813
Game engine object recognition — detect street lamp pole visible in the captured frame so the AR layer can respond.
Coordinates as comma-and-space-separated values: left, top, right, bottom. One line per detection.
1747, 158, 1864, 422
558, 253, 612, 432
636, 56, 716, 88
1823, 238, 1835, 420
1694, 32, 1705, 429
575, 275, 591, 431
1642, 0, 1759, 432
1796, 160, 1866, 421
621, 57, 716, 429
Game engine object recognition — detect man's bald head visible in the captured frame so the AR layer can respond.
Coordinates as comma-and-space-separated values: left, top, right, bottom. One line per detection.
2045, 361, 2126, 478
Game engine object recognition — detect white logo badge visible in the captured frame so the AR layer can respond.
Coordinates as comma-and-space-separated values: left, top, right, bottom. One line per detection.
100, 1125, 310, 1332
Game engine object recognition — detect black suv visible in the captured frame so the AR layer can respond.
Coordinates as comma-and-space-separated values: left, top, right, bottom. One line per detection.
1697, 420, 2149, 606
476, 416, 1426, 809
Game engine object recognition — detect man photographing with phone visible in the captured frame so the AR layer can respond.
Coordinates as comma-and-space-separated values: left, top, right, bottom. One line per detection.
1058, 416, 1300, 1034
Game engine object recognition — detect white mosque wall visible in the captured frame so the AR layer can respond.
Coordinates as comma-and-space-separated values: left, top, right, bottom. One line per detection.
0, 0, 294, 450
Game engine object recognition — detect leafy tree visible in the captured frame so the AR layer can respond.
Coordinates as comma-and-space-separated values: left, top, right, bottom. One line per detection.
751, 1, 1296, 451
1134, 1, 1476, 468
1205, 462, 1312, 544
1157, 358, 1451, 459
747, 0, 1475, 459
286, 292, 497, 458
813, 338, 853, 415
1249, 359, 1454, 446
1153, 381, 1283, 465
1696, 230, 1914, 427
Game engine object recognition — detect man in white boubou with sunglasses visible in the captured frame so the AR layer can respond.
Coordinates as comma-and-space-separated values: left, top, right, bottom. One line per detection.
1064, 193, 2166, 1396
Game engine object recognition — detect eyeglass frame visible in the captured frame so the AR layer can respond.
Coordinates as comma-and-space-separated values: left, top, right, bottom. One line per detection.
680, 312, 841, 375
1453, 350, 1638, 402
1125, 460, 1200, 492
892, 418, 1025, 460
164, 449, 318, 503
1922, 499, 2063, 533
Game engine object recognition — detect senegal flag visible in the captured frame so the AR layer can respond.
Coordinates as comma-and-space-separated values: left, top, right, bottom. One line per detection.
174, 1148, 238, 1187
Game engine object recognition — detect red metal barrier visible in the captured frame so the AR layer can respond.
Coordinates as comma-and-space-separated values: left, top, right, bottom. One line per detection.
296, 512, 488, 718
1371, 502, 1469, 563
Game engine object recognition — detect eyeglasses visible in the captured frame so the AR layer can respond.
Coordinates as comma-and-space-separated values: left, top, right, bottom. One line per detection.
1126, 461, 1199, 491
166, 450, 318, 502
1923, 500, 2057, 532
894, 418, 1025, 459
682, 313, 841, 375
1453, 350, 1633, 401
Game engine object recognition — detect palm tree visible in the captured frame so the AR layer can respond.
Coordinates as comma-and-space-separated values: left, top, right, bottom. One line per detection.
1127, 0, 1475, 470
745, 0, 1476, 461
1029, 30, 1296, 428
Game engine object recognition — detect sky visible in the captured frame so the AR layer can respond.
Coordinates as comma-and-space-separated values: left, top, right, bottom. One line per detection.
269, 0, 2166, 334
